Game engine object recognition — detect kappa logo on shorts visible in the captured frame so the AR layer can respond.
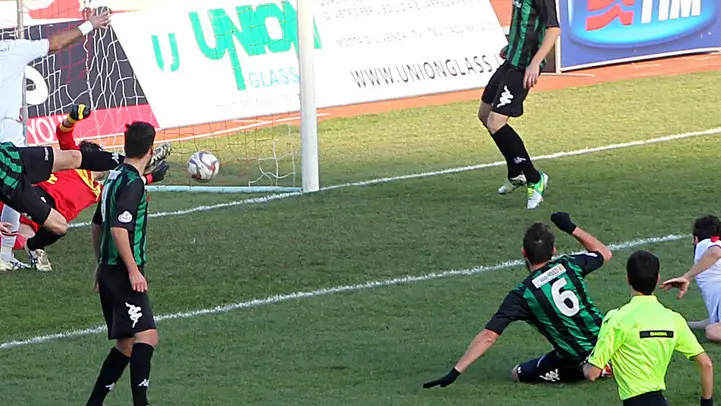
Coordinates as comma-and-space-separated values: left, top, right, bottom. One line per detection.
138, 379, 150, 388
497, 86, 514, 108
539, 368, 560, 382
125, 302, 143, 328
43, 147, 49, 161
118, 211, 133, 224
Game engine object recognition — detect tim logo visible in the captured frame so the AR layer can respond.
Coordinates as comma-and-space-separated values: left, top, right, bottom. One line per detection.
566, 0, 716, 47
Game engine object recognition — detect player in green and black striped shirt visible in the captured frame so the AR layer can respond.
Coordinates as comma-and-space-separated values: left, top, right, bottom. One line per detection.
423, 213, 613, 388
87, 122, 160, 406
478, 0, 561, 210
0, 140, 125, 239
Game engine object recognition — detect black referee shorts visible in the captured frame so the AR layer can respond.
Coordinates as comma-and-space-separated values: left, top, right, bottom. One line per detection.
623, 391, 668, 406
97, 264, 157, 340
3, 146, 55, 225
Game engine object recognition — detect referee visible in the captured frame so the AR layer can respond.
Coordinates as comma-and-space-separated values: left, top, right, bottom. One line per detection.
87, 122, 159, 406
583, 250, 714, 406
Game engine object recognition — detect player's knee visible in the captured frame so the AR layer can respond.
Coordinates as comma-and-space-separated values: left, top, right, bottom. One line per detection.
511, 364, 520, 382
115, 338, 134, 357
136, 329, 159, 347
42, 210, 68, 236
43, 217, 67, 236
52, 149, 82, 173
486, 114, 509, 134
44, 220, 67, 236
705, 324, 721, 342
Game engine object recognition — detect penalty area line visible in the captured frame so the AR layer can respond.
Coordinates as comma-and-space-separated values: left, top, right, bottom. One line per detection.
0, 233, 687, 350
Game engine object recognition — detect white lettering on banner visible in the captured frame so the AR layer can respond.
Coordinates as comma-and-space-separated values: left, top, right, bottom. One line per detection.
26, 116, 64, 146
110, 0, 506, 128
642, 0, 702, 23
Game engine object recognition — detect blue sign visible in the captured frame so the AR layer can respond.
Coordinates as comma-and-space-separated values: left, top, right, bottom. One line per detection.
559, 0, 721, 69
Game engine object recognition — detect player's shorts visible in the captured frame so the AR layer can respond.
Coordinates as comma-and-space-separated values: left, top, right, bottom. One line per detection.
622, 391, 668, 406
2, 146, 55, 225
19, 187, 55, 233
480, 62, 530, 118
515, 351, 586, 384
97, 264, 157, 340
0, 118, 27, 146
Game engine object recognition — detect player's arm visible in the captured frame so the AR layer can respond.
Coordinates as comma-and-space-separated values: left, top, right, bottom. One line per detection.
47, 11, 110, 53
91, 204, 103, 261
674, 314, 714, 404
551, 212, 612, 273
524, 0, 561, 88
109, 180, 147, 292
423, 290, 528, 389
661, 246, 721, 299
584, 310, 623, 381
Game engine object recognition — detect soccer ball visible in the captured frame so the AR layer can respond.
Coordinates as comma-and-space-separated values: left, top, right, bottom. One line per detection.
187, 151, 219, 183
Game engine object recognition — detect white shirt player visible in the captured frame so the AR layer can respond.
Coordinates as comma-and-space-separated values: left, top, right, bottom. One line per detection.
693, 238, 721, 322
0, 39, 49, 146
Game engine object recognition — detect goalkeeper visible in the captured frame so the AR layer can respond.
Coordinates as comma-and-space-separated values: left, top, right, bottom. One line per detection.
0, 105, 171, 271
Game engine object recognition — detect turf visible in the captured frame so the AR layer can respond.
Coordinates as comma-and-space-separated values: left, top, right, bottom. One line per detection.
1, 70, 721, 405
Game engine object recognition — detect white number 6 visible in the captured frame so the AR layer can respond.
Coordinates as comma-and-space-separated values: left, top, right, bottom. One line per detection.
551, 278, 580, 317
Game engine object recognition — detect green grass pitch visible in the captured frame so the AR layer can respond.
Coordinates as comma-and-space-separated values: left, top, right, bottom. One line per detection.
1, 71, 721, 405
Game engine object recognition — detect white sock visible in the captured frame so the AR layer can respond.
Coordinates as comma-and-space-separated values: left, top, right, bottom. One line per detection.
0, 206, 20, 262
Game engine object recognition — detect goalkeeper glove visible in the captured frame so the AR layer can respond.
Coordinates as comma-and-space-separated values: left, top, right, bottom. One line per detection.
144, 160, 169, 185
422, 368, 461, 389
69, 104, 92, 122
551, 212, 577, 234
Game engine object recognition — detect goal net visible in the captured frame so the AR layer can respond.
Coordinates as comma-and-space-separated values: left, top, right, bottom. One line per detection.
7, 0, 310, 193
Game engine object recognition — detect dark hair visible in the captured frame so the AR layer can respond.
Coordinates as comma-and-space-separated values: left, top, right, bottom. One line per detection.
523, 223, 555, 265
693, 215, 721, 242
78, 140, 103, 154
626, 250, 660, 295
123, 122, 156, 159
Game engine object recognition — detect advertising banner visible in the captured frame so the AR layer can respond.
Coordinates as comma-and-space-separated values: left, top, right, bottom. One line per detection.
559, 0, 721, 70
110, 0, 508, 128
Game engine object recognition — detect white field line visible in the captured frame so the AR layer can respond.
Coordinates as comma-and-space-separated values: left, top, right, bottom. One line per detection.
0, 233, 687, 350
62, 126, 721, 229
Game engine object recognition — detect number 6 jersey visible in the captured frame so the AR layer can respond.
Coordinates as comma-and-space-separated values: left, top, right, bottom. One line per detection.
485, 252, 606, 362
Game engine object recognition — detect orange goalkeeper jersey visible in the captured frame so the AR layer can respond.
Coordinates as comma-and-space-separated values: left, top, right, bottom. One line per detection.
20, 126, 101, 231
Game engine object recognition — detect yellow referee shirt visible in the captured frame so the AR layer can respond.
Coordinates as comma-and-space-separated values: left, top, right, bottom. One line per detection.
588, 295, 705, 401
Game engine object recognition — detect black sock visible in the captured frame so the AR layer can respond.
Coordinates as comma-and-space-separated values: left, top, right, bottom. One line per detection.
86, 347, 130, 406
79, 151, 124, 172
27, 227, 62, 251
130, 343, 155, 406
491, 125, 540, 184
490, 128, 523, 179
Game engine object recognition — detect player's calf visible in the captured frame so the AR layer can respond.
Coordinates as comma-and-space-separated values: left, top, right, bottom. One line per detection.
131, 329, 158, 406
705, 323, 721, 342
86, 338, 134, 406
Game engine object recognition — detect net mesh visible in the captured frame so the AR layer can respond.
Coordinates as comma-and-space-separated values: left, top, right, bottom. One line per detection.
13, 0, 301, 191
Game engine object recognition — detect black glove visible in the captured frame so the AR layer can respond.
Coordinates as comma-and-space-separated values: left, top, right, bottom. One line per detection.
551, 212, 577, 234
144, 160, 169, 184
69, 103, 92, 121
422, 368, 460, 389
701, 398, 713, 406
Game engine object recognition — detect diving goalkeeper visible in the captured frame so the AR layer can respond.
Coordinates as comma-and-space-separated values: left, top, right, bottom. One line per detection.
0, 105, 170, 271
